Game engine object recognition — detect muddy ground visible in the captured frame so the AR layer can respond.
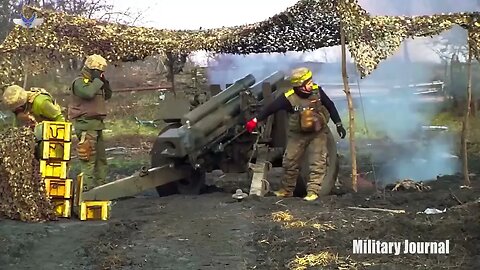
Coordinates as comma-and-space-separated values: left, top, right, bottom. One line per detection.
1, 156, 479, 270
1, 132, 479, 270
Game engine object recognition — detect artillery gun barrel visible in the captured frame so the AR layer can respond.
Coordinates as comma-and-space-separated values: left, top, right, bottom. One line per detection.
152, 71, 285, 158
191, 71, 285, 138
182, 74, 256, 126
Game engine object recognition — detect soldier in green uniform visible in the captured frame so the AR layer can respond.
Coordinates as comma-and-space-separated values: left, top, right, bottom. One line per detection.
2, 85, 66, 159
68, 54, 112, 191
2, 85, 65, 128
245, 67, 346, 201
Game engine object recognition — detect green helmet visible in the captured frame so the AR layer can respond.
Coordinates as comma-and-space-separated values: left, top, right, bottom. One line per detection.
290, 67, 313, 87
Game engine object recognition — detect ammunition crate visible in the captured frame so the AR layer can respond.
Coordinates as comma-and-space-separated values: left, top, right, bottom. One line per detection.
44, 179, 73, 199
39, 160, 68, 179
52, 199, 72, 218
78, 201, 111, 221
74, 173, 84, 206
39, 141, 71, 161
38, 121, 72, 142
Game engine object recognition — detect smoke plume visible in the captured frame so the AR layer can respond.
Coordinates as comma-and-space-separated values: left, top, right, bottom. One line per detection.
198, 0, 473, 183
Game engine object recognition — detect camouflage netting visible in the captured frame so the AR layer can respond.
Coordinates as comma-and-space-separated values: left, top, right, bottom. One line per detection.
0, 0, 342, 86
0, 127, 56, 222
338, 0, 480, 77
1, 0, 480, 83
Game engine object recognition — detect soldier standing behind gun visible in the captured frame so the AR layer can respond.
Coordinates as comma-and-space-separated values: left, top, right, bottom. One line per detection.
68, 54, 112, 191
245, 67, 346, 201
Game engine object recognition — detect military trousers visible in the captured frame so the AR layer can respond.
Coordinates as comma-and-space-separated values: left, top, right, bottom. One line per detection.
75, 129, 108, 191
281, 128, 329, 195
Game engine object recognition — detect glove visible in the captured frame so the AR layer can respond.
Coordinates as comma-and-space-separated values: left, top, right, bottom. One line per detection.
246, 118, 258, 133
90, 69, 103, 80
101, 79, 112, 100
336, 123, 346, 139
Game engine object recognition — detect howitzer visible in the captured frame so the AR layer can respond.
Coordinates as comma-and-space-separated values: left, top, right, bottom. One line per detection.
82, 71, 340, 201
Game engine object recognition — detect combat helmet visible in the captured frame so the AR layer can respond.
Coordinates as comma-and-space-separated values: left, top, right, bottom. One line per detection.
2, 85, 27, 110
84, 54, 108, 71
290, 67, 313, 87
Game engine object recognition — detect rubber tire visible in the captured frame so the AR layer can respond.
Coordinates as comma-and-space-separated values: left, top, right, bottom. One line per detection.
152, 122, 182, 197
293, 127, 340, 197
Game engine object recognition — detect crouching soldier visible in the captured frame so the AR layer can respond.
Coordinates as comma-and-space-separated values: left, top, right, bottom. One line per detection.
245, 67, 346, 201
2, 85, 66, 159
2, 85, 65, 128
68, 54, 112, 191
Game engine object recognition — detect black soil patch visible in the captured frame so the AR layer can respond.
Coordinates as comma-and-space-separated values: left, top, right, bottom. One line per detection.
248, 176, 480, 270
83, 220, 146, 270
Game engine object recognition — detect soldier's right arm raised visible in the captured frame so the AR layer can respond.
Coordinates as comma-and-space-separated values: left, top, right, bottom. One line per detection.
73, 78, 104, 99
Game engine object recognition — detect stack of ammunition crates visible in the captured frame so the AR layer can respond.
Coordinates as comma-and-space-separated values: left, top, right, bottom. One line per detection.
37, 121, 73, 218
38, 121, 111, 221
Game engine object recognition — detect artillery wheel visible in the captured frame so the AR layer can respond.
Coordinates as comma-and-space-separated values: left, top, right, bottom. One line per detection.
293, 126, 340, 197
152, 122, 182, 197
176, 168, 206, 195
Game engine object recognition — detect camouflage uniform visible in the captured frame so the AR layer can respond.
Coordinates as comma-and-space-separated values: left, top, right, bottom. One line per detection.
68, 54, 112, 191
282, 86, 331, 195
245, 67, 346, 201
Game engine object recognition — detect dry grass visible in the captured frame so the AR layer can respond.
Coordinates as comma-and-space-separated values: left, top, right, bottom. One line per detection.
271, 210, 336, 231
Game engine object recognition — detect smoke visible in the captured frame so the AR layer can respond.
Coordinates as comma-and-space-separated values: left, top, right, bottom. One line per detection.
197, 0, 469, 183
351, 55, 460, 182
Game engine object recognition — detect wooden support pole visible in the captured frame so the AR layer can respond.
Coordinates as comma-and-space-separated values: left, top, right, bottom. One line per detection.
340, 22, 358, 192
461, 33, 473, 187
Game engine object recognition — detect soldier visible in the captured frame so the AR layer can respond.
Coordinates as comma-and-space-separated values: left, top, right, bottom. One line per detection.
68, 54, 112, 191
2, 85, 65, 128
245, 67, 346, 201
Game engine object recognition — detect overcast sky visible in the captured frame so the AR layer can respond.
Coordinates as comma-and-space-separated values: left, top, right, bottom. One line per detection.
114, 0, 480, 30
111, 0, 480, 63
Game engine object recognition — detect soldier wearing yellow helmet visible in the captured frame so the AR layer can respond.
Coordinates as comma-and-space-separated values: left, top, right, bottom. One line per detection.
68, 54, 112, 191
245, 67, 346, 201
2, 84, 65, 128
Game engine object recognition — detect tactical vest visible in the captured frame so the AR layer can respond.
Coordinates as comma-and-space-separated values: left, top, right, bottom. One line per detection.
68, 77, 107, 120
284, 85, 330, 133
24, 88, 60, 122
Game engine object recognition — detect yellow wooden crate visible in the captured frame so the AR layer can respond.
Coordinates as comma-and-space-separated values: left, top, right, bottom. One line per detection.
44, 179, 73, 199
51, 199, 72, 218
78, 201, 111, 221
74, 173, 84, 207
39, 141, 71, 161
39, 121, 72, 142
39, 160, 68, 179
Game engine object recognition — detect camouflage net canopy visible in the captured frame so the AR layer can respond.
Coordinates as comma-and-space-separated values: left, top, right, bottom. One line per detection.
1, 0, 480, 85
0, 127, 56, 222
0, 0, 341, 86
338, 0, 480, 77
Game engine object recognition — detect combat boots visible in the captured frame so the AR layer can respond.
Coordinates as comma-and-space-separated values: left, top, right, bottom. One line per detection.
303, 191, 318, 201
273, 188, 293, 197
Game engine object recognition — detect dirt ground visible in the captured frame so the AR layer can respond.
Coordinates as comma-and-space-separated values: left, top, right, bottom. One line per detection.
0, 162, 479, 270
